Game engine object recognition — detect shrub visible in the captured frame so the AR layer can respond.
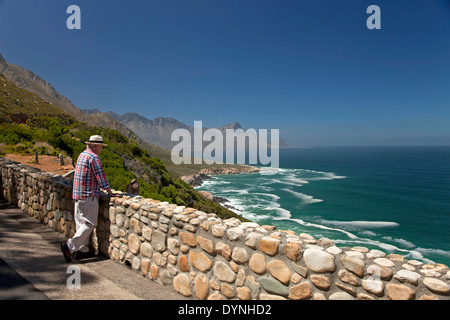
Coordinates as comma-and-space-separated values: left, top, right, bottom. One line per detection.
131, 144, 143, 157
0, 120, 244, 221
102, 128, 128, 143
26, 116, 60, 129
0, 123, 35, 144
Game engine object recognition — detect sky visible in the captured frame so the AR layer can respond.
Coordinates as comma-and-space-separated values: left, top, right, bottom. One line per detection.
0, 0, 449, 146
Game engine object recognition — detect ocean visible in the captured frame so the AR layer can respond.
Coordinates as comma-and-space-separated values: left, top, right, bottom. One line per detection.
196, 146, 450, 266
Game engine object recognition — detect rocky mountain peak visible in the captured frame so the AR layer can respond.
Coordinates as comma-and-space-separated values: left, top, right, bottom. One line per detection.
221, 121, 242, 130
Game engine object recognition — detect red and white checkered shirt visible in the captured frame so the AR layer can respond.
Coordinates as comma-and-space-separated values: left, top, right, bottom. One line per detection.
72, 148, 110, 200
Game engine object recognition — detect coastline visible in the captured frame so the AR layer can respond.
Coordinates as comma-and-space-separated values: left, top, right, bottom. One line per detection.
180, 164, 260, 187
181, 164, 260, 212
3, 156, 449, 300
184, 152, 450, 267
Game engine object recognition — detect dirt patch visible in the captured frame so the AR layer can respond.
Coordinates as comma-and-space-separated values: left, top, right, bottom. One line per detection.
3, 154, 75, 175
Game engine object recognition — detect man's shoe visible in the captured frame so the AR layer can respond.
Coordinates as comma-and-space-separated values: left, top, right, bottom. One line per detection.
74, 250, 96, 260
60, 242, 72, 263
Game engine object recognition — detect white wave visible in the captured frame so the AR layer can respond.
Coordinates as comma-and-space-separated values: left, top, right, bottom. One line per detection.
382, 236, 416, 249
196, 178, 230, 189
244, 183, 273, 192
415, 247, 450, 259
244, 213, 443, 265
285, 218, 358, 239
330, 236, 429, 263
262, 167, 346, 181
282, 188, 323, 204
259, 167, 282, 175
275, 208, 291, 218
278, 181, 304, 187
278, 218, 420, 257
224, 197, 243, 206
261, 178, 304, 188
320, 220, 399, 228
332, 239, 397, 251
333, 238, 416, 255
245, 197, 281, 208
262, 179, 285, 186
285, 218, 441, 264
253, 192, 280, 200
259, 200, 291, 218
359, 230, 377, 237
219, 188, 249, 195
223, 195, 287, 221
403, 251, 434, 264
279, 168, 308, 174
274, 168, 291, 173
256, 185, 274, 192
242, 212, 272, 220
244, 204, 268, 209
303, 169, 347, 181
283, 174, 309, 185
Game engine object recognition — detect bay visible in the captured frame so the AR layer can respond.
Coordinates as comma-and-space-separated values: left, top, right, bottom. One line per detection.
196, 146, 450, 266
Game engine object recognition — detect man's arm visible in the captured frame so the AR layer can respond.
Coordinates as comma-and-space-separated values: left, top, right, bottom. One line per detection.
91, 155, 119, 197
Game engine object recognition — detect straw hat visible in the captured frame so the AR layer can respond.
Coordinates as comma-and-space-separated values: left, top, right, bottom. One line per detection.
85, 135, 108, 146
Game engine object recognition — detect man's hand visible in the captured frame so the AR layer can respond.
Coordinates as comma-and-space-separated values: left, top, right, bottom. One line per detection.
105, 188, 122, 197
110, 193, 122, 197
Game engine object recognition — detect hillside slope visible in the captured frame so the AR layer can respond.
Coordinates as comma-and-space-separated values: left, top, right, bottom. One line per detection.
0, 53, 171, 165
0, 75, 76, 124
0, 74, 247, 221
0, 53, 255, 176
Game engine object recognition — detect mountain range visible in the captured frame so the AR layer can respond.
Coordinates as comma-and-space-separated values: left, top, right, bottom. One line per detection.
83, 109, 288, 151
1, 52, 287, 167
0, 52, 250, 219
0, 53, 173, 160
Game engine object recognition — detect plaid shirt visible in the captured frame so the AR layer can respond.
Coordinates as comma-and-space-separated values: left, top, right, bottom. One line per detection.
72, 148, 110, 200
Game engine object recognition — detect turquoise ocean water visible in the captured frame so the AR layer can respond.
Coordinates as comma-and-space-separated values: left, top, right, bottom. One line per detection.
196, 146, 450, 266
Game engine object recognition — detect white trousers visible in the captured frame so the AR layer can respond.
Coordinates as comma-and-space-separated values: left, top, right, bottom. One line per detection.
67, 197, 99, 253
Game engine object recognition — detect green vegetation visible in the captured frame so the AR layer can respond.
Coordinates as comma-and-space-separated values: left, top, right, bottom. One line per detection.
0, 117, 246, 221
0, 73, 248, 220
0, 75, 76, 125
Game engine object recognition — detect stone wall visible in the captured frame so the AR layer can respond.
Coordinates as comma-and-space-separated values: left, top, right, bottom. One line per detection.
1, 157, 449, 300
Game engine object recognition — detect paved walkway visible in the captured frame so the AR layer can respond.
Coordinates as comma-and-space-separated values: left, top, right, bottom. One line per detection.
0, 199, 193, 300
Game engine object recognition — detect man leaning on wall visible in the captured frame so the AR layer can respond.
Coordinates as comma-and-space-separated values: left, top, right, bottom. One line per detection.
60, 135, 120, 262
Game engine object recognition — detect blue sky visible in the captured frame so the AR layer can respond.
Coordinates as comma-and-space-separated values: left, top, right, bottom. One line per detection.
0, 0, 449, 146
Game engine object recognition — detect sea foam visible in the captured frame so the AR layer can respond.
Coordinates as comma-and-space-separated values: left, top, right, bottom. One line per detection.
282, 188, 323, 204
320, 219, 400, 228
